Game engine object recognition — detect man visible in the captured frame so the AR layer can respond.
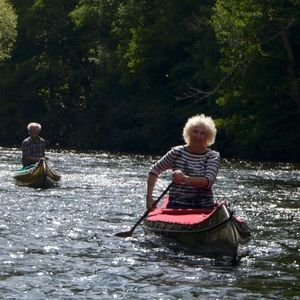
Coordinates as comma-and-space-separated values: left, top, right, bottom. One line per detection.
21, 122, 48, 166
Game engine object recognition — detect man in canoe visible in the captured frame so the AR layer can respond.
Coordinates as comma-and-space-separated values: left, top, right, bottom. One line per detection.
146, 114, 220, 210
21, 122, 48, 166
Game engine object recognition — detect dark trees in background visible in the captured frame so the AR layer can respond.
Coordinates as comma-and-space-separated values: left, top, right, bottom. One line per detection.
0, 0, 299, 161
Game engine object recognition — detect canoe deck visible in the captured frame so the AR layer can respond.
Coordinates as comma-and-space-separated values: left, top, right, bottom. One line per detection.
143, 198, 251, 258
13, 159, 61, 188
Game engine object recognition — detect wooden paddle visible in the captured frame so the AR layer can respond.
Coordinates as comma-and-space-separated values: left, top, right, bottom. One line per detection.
115, 182, 173, 238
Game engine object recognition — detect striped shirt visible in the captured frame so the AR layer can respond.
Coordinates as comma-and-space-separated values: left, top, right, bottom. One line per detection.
149, 145, 220, 208
21, 136, 46, 166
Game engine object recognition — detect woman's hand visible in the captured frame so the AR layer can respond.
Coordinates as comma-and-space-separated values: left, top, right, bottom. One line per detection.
146, 195, 155, 211
172, 170, 188, 185
173, 170, 210, 187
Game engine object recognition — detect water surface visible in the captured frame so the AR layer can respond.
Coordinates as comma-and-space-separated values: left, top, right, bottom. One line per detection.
0, 147, 299, 299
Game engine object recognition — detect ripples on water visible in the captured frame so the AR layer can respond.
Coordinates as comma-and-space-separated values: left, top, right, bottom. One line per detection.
0, 147, 299, 299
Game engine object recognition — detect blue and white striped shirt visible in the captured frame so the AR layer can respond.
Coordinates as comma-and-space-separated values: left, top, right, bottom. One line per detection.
149, 145, 220, 208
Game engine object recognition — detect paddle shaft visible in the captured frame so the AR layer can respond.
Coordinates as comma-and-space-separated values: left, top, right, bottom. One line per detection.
123, 182, 173, 235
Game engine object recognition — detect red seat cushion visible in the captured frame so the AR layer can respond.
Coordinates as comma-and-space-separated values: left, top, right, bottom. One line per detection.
147, 197, 222, 225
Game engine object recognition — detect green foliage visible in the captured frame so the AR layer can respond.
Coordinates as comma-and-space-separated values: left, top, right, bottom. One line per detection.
0, 0, 299, 161
211, 0, 300, 161
0, 0, 17, 62
211, 0, 263, 71
64, 0, 219, 152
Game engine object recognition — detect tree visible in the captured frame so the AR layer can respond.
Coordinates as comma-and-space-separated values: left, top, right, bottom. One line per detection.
211, 0, 300, 161
69, 0, 220, 152
0, 0, 83, 146
212, 0, 300, 107
0, 0, 17, 62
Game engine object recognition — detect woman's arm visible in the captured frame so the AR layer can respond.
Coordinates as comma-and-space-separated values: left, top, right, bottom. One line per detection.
172, 151, 220, 188
146, 147, 179, 210
172, 170, 209, 188
146, 173, 158, 210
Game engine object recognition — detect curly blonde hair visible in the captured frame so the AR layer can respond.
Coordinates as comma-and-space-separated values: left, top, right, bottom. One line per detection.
182, 114, 217, 146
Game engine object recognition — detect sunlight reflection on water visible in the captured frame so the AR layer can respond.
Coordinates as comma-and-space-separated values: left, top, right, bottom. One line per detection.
0, 147, 299, 299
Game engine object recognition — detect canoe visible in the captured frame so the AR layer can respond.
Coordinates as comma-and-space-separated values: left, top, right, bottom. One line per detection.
13, 159, 61, 188
143, 197, 251, 259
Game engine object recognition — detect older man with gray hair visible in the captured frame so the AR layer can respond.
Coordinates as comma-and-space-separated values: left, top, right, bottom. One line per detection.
21, 122, 48, 166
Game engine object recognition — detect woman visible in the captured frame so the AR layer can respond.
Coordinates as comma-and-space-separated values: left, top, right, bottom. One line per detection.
146, 114, 220, 210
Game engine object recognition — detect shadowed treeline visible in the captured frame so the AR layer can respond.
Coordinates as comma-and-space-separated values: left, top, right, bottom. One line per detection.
0, 0, 299, 162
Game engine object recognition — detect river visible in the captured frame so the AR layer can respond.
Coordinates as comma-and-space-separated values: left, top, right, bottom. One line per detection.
0, 147, 299, 299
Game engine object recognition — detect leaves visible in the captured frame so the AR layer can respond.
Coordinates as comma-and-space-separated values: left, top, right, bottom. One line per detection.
0, 0, 17, 62
0, 0, 299, 161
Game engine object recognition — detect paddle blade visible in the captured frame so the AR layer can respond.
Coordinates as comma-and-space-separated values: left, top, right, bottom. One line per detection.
114, 230, 133, 238
114, 182, 173, 238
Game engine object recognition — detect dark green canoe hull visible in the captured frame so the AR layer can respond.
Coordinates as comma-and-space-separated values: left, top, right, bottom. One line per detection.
143, 203, 251, 258
13, 159, 61, 188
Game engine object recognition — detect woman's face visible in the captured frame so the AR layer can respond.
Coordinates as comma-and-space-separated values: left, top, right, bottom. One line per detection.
189, 125, 208, 147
